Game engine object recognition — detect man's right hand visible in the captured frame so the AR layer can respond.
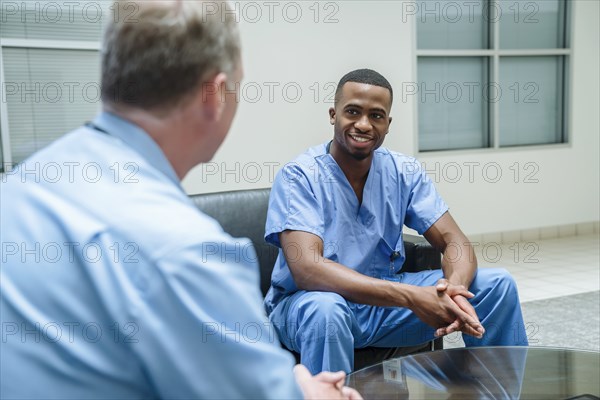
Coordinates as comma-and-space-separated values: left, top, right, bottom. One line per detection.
434, 279, 484, 338
293, 365, 363, 400
407, 285, 483, 338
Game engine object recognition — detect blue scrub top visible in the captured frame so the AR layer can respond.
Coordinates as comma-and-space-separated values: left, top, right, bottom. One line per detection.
264, 142, 449, 313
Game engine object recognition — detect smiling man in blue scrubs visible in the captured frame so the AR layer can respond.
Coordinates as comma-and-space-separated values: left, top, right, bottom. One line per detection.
265, 68, 529, 374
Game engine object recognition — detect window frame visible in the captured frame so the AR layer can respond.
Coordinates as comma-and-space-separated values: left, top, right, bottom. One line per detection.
413, 0, 573, 155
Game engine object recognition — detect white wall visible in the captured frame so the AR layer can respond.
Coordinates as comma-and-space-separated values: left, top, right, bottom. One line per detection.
182, 0, 600, 236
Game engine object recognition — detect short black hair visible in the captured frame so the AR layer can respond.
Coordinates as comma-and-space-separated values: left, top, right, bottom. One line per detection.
334, 69, 393, 105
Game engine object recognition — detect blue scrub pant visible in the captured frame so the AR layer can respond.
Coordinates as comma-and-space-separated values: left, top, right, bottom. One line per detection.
269, 268, 528, 374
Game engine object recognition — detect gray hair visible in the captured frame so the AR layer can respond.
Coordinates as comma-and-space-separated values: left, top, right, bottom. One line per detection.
101, 1, 241, 111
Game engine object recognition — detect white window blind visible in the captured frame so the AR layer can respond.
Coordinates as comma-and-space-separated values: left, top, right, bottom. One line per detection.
3, 48, 101, 164
1, 1, 107, 168
498, 56, 565, 146
418, 57, 490, 151
0, 109, 4, 166
1, 1, 106, 40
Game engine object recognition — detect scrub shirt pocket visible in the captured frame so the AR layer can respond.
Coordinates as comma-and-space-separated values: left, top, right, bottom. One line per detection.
372, 237, 401, 280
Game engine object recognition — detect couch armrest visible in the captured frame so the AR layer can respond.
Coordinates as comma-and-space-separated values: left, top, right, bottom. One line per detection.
402, 233, 442, 273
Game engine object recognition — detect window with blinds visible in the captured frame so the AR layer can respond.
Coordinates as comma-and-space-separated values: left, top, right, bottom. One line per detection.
3, 48, 101, 164
0, 1, 105, 40
0, 2, 109, 169
416, 0, 570, 152
0, 108, 4, 167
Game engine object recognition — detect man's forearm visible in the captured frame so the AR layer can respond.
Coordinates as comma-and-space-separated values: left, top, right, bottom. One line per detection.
441, 239, 478, 288
423, 212, 477, 288
292, 254, 415, 308
282, 230, 417, 308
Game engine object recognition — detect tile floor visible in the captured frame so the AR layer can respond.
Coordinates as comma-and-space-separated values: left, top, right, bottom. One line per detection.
473, 233, 599, 303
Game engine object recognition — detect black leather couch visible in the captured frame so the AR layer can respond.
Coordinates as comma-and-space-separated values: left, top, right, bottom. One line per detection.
190, 188, 443, 371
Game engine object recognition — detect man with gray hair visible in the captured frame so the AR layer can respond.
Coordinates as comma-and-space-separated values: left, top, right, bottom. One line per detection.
0, 1, 361, 399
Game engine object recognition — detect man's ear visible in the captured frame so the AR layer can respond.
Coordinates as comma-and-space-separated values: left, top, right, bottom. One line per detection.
385, 116, 392, 136
200, 72, 228, 121
329, 107, 336, 125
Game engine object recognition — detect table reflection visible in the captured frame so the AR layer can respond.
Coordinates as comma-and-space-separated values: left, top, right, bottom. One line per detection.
347, 347, 600, 400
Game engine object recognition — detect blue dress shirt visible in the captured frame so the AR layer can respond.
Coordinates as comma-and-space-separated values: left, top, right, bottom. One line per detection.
0, 112, 302, 399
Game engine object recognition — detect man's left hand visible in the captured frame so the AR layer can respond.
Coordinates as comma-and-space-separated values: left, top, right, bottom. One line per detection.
434, 279, 484, 339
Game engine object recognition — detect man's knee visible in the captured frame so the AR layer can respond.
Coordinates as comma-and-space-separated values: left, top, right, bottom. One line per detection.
492, 268, 518, 293
296, 292, 352, 324
291, 292, 353, 342
476, 268, 520, 301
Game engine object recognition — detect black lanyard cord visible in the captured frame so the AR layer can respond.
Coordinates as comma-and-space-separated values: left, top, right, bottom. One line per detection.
85, 122, 109, 135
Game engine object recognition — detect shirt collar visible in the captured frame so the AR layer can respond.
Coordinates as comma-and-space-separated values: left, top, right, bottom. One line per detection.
91, 111, 182, 189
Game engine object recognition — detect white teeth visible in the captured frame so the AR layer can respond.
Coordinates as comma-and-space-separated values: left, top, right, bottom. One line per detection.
351, 135, 369, 143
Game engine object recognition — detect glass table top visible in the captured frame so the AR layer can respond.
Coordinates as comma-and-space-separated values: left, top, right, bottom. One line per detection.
346, 346, 600, 400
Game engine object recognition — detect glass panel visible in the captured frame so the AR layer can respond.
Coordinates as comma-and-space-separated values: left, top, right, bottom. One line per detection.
3, 48, 101, 163
417, 0, 488, 49
499, 0, 566, 49
499, 56, 564, 146
418, 57, 489, 151
0, 1, 108, 41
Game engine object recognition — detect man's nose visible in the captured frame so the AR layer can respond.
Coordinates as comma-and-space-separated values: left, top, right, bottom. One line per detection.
354, 115, 372, 131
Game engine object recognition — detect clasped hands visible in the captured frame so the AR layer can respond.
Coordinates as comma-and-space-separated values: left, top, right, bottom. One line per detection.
435, 278, 484, 338
413, 278, 485, 339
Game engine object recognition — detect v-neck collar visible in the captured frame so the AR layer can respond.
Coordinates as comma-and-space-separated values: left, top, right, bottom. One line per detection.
323, 150, 376, 219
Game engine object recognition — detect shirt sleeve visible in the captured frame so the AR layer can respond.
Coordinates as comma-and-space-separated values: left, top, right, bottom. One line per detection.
123, 232, 303, 399
265, 161, 325, 248
403, 159, 449, 235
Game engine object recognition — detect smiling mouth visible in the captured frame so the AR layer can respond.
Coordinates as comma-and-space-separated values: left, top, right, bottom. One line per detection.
350, 134, 371, 143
